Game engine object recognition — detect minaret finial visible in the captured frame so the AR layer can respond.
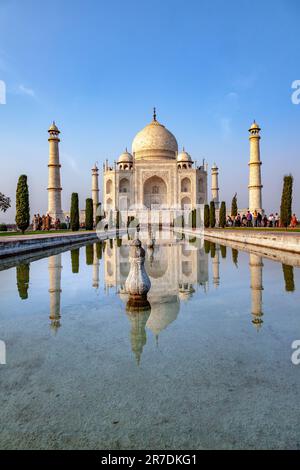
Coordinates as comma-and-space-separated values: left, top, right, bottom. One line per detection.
153, 107, 156, 121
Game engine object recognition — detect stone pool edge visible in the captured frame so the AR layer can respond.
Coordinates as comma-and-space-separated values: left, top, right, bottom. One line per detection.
0, 230, 124, 258
192, 228, 300, 255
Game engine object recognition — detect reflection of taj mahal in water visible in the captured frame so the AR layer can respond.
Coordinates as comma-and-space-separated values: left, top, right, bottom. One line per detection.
45, 236, 267, 363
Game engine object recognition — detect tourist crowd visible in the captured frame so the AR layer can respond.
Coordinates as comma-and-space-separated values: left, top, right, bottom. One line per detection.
226, 211, 298, 228
31, 213, 66, 231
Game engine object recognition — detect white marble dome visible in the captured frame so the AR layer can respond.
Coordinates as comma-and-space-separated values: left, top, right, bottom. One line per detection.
177, 149, 192, 162
132, 117, 178, 158
118, 149, 133, 163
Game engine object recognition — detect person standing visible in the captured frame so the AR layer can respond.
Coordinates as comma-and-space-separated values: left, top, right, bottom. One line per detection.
253, 210, 258, 227
291, 214, 298, 228
246, 211, 252, 227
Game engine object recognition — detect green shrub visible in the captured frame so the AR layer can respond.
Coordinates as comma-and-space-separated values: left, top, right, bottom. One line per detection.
0, 223, 7, 231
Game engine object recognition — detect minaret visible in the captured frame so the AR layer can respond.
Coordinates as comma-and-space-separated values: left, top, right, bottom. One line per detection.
91, 163, 99, 220
47, 122, 64, 221
212, 246, 220, 288
211, 163, 219, 209
48, 254, 62, 332
248, 121, 263, 213
249, 253, 264, 329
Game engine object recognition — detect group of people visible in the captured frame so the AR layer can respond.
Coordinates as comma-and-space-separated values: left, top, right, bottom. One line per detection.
226, 210, 298, 228
32, 213, 61, 231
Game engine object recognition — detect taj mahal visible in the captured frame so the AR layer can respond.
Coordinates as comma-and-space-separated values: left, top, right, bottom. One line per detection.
103, 109, 208, 213
46, 109, 263, 222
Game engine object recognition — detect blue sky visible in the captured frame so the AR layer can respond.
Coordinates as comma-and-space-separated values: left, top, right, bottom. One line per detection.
0, 0, 300, 222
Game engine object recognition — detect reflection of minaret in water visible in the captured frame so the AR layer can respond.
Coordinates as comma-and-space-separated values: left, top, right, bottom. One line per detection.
92, 243, 99, 289
212, 246, 220, 288
249, 253, 264, 330
48, 254, 62, 332
126, 310, 150, 365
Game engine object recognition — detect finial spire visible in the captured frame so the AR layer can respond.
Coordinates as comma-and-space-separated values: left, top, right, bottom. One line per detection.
153, 107, 156, 121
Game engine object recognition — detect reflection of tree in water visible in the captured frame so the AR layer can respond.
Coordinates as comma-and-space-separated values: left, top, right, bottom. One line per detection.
16, 263, 30, 300
96, 242, 102, 260
232, 248, 238, 267
210, 242, 216, 258
86, 244, 93, 265
71, 248, 80, 273
204, 239, 210, 254
282, 264, 295, 292
220, 245, 227, 259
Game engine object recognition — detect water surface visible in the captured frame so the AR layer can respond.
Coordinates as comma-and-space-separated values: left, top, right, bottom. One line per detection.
0, 235, 300, 449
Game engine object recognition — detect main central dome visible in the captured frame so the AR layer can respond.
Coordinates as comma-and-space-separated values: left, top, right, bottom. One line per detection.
132, 112, 178, 160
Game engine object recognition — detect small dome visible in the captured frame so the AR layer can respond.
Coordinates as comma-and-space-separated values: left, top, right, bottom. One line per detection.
118, 149, 133, 163
177, 149, 192, 162
48, 121, 60, 133
132, 112, 178, 159
249, 120, 260, 131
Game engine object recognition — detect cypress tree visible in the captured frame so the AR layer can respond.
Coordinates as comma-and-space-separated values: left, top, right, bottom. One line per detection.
70, 193, 79, 231
219, 201, 226, 228
231, 193, 238, 217
280, 175, 293, 228
15, 175, 30, 234
85, 198, 93, 230
16, 263, 30, 299
71, 248, 80, 273
204, 204, 210, 228
282, 264, 295, 292
210, 201, 216, 228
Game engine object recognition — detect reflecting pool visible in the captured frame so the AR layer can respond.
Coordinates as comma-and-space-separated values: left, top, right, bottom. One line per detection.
0, 233, 300, 449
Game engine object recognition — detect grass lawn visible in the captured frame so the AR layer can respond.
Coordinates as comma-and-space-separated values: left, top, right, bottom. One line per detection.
0, 230, 94, 237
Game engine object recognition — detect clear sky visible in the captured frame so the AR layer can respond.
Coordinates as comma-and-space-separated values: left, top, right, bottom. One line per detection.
0, 0, 299, 222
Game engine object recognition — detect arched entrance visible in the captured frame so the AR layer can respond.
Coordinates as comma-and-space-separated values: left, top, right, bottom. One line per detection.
143, 176, 167, 209
181, 196, 191, 209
